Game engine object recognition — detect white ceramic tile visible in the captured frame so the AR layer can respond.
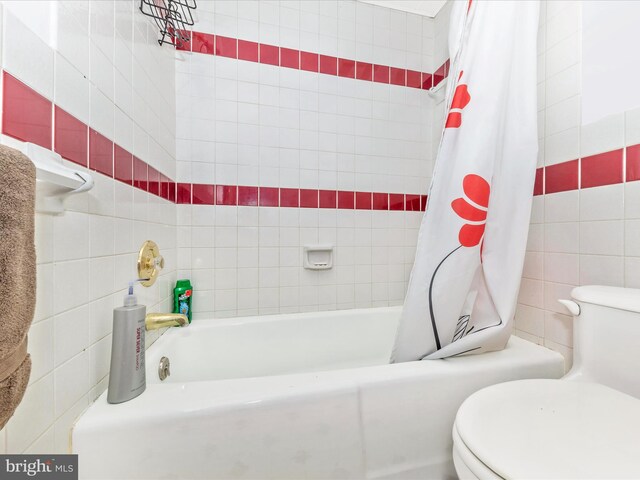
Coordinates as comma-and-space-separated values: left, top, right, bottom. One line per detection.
544, 222, 579, 253
3, 10, 54, 99
625, 219, 640, 257
5, 374, 54, 453
53, 211, 90, 262
545, 63, 580, 107
24, 427, 55, 455
544, 191, 579, 223
579, 184, 624, 221
54, 53, 91, 123
625, 257, 640, 288
545, 1, 580, 48
625, 106, 640, 147
580, 113, 625, 158
54, 305, 90, 367
515, 303, 545, 337
545, 95, 580, 136
544, 252, 578, 285
90, 85, 115, 140
54, 351, 90, 417
545, 32, 580, 79
580, 255, 624, 287
28, 318, 54, 385
518, 278, 544, 308
579, 220, 623, 256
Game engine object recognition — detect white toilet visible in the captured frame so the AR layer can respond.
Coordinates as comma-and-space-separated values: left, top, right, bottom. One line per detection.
452, 286, 640, 479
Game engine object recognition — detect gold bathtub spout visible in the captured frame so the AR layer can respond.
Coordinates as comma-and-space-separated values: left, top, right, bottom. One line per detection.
145, 313, 189, 331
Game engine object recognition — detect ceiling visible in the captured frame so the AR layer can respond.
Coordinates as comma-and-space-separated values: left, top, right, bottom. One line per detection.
358, 0, 448, 18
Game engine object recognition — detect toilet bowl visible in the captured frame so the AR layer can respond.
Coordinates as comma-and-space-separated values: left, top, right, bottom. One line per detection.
452, 286, 640, 479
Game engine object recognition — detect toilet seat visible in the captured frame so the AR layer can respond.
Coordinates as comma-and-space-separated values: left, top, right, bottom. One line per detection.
453, 379, 640, 479
452, 425, 503, 480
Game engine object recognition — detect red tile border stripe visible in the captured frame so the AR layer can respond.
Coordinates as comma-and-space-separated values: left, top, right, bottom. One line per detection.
0, 75, 431, 212
21, 70, 640, 209
2, 71, 177, 201
177, 30, 449, 91
581, 149, 623, 189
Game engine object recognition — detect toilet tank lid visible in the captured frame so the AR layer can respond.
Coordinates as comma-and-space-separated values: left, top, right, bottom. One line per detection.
572, 285, 640, 313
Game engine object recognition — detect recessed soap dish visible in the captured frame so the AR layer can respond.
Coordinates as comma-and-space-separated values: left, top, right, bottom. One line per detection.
303, 245, 333, 270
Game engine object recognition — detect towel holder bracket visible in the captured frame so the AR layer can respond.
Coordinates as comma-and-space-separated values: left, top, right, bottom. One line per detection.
4, 141, 94, 215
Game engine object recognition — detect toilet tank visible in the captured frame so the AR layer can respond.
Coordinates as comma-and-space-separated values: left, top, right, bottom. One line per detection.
562, 286, 640, 399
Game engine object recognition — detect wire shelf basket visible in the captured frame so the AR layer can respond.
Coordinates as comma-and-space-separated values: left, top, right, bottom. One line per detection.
139, 0, 197, 48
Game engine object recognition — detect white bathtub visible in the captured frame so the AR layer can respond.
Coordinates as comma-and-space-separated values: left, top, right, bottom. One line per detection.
73, 306, 564, 480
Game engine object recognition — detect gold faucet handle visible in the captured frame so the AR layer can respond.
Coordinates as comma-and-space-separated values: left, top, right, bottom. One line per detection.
145, 313, 189, 331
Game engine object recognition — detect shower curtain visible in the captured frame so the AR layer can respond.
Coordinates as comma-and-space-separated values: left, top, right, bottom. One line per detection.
391, 0, 540, 362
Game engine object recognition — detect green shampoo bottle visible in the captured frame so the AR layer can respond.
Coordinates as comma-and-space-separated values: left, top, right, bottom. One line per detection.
173, 279, 193, 323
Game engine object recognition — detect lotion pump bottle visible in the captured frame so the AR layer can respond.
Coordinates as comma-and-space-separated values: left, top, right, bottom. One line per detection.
107, 282, 146, 404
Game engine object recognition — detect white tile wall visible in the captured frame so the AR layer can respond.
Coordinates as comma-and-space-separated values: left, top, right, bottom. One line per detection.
0, 0, 177, 454
513, 1, 640, 371
176, 0, 435, 319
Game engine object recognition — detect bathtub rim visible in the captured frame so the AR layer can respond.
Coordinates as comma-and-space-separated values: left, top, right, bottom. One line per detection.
73, 335, 564, 440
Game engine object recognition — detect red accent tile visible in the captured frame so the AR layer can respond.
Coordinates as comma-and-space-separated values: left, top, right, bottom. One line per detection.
280, 48, 300, 69
433, 63, 446, 87
581, 149, 623, 189
114, 145, 133, 185
338, 191, 354, 209
373, 192, 389, 210
175, 30, 191, 52
338, 59, 356, 79
389, 193, 405, 211
319, 189, 336, 208
54, 106, 87, 167
216, 185, 237, 205
533, 167, 544, 195
216, 35, 237, 58
238, 40, 259, 62
444, 59, 451, 77
356, 191, 372, 210
160, 174, 170, 200
405, 194, 421, 211
260, 44, 279, 66
238, 185, 258, 206
89, 129, 113, 177
373, 65, 389, 84
300, 51, 319, 72
300, 188, 318, 208
390, 67, 406, 86
319, 55, 337, 76
407, 70, 422, 89
176, 183, 192, 204
545, 160, 579, 194
421, 73, 433, 90
259, 187, 279, 207
280, 188, 299, 207
168, 181, 177, 203
355, 62, 373, 81
192, 183, 215, 205
147, 166, 160, 196
627, 144, 640, 182
133, 157, 148, 191
3, 72, 52, 148
420, 195, 428, 211
192, 31, 214, 55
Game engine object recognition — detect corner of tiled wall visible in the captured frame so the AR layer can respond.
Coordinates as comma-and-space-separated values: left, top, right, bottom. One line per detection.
174, 0, 438, 320
515, 0, 640, 372
0, 0, 177, 455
